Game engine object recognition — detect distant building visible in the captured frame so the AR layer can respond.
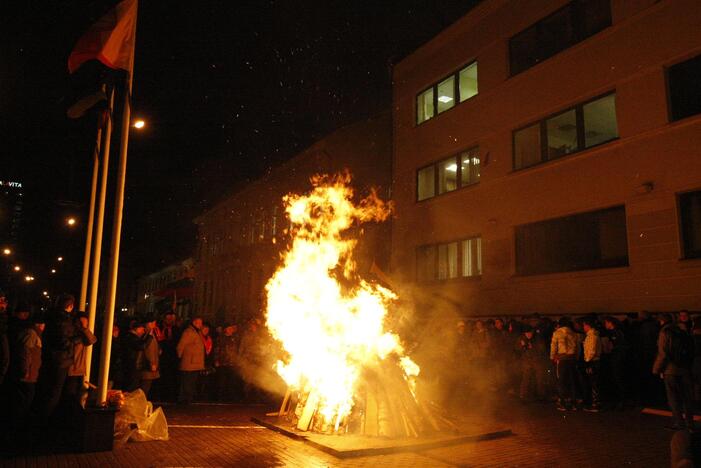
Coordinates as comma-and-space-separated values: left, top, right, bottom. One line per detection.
391, 0, 701, 315
0, 179, 24, 246
194, 112, 392, 325
136, 258, 195, 318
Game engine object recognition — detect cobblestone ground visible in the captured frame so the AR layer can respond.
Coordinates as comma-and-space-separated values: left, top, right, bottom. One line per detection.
0, 399, 689, 467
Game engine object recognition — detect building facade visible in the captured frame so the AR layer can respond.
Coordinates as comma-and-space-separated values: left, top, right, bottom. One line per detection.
194, 112, 392, 325
0, 179, 24, 246
391, 0, 701, 315
136, 258, 195, 318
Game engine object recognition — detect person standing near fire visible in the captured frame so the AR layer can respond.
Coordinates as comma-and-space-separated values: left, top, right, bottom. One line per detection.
140, 316, 160, 398
176, 316, 205, 404
550, 317, 579, 411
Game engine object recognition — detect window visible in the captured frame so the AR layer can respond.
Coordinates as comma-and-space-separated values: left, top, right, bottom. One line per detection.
513, 93, 617, 170
668, 53, 701, 122
416, 62, 478, 124
515, 206, 628, 275
417, 236, 482, 281
437, 242, 458, 279
437, 76, 455, 114
438, 157, 458, 195
417, 147, 480, 201
679, 190, 701, 259
462, 237, 482, 277
459, 62, 478, 102
417, 88, 434, 124
509, 0, 611, 75
417, 166, 435, 201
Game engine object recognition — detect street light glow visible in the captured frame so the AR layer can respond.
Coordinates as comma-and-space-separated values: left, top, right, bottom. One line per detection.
2, 248, 10, 255
14, 265, 21, 272
42, 291, 48, 296
25, 275, 34, 282
57, 256, 63, 262
133, 119, 145, 129
67, 217, 77, 226
51, 269, 57, 274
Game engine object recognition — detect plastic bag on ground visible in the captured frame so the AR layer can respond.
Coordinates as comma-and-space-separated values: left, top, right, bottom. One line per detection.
114, 389, 169, 442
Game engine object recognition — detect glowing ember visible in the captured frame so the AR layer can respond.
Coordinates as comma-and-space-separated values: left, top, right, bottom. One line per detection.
265, 173, 418, 431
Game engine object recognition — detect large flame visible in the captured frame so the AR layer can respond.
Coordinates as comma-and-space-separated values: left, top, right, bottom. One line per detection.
265, 173, 418, 428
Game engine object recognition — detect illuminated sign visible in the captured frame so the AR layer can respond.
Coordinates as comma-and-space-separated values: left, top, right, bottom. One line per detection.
0, 181, 22, 188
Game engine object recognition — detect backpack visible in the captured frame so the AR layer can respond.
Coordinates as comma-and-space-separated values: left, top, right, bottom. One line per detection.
666, 326, 694, 367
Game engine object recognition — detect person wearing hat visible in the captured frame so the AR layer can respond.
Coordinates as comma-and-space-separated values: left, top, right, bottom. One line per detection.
64, 311, 98, 403
176, 316, 205, 404
121, 321, 147, 392
517, 324, 548, 402
9, 312, 46, 434
140, 316, 160, 397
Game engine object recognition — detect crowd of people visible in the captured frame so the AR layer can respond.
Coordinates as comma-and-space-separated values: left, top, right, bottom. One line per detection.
0, 288, 275, 449
444, 311, 698, 431
1, 285, 698, 448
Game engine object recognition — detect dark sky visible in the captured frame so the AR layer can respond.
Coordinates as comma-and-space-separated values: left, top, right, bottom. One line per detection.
1, 0, 480, 299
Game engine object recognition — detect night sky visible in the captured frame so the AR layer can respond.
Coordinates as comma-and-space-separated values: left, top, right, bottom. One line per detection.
1, 0, 480, 300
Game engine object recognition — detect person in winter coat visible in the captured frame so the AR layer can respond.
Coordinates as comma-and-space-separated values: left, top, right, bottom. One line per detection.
653, 313, 695, 431
177, 316, 205, 404
581, 318, 602, 412
214, 323, 241, 402
140, 317, 160, 397
550, 316, 579, 411
517, 325, 548, 401
121, 322, 147, 392
604, 316, 630, 410
36, 293, 81, 420
9, 313, 45, 431
64, 312, 97, 403
0, 291, 10, 386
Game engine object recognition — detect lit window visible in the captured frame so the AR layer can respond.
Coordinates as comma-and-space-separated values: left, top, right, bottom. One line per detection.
583, 94, 618, 147
437, 242, 458, 279
460, 148, 480, 186
461, 237, 482, 277
459, 63, 478, 102
417, 88, 434, 124
437, 76, 455, 114
417, 166, 435, 201
546, 109, 578, 160
437, 157, 458, 195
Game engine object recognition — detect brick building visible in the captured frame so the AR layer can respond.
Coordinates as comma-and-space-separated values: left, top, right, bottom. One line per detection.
136, 258, 195, 318
391, 0, 701, 315
194, 112, 391, 325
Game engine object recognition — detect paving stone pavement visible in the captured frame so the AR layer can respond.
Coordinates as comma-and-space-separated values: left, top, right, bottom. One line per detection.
0, 400, 687, 467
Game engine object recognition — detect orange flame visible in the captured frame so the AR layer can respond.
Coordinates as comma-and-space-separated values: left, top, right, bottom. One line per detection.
265, 173, 418, 427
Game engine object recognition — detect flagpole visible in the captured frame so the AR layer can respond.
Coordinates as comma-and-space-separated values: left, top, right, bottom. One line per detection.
78, 114, 103, 313
98, 1, 138, 404
84, 88, 115, 382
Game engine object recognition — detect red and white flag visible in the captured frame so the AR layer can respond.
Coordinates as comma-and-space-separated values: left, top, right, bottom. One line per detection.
68, 0, 137, 74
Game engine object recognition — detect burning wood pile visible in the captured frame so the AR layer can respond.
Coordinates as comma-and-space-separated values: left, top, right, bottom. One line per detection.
264, 173, 456, 437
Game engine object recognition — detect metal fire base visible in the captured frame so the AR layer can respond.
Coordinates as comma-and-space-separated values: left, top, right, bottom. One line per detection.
251, 416, 513, 459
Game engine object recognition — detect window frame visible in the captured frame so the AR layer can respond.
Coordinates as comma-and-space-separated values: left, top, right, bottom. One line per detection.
416, 235, 483, 282
416, 146, 480, 202
514, 205, 629, 276
415, 60, 478, 125
512, 91, 618, 171
666, 53, 701, 123
508, 0, 612, 76
677, 189, 701, 260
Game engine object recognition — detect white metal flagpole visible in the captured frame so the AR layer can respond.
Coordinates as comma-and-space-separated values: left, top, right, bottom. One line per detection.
97, 1, 138, 404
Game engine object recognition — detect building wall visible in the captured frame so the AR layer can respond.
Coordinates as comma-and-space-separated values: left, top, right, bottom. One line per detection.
136, 258, 195, 317
392, 0, 701, 315
194, 112, 392, 325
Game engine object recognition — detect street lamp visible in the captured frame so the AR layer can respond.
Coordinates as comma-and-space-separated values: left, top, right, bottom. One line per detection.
42, 291, 48, 296
67, 217, 77, 226
51, 268, 57, 274
57, 256, 63, 262
13, 265, 21, 272
2, 248, 10, 256
133, 119, 145, 129
24, 275, 34, 282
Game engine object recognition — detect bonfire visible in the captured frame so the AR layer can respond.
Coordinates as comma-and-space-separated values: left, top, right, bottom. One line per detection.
264, 173, 453, 437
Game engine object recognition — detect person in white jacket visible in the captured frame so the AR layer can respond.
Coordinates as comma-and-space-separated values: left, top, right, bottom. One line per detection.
582, 318, 602, 412
550, 317, 579, 411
